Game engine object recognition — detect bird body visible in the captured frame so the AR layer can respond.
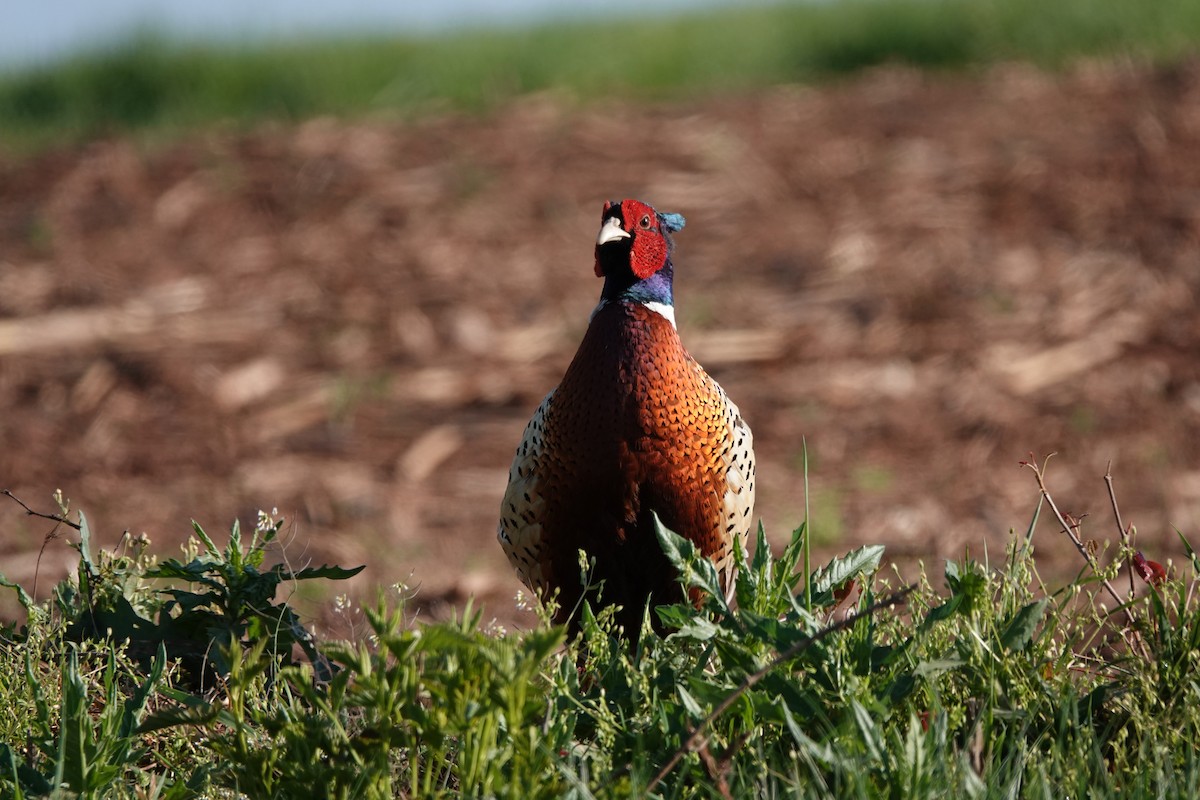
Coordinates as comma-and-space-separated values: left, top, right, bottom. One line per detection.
498, 199, 755, 633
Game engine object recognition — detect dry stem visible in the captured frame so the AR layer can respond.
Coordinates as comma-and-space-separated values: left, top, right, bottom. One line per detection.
1103, 462, 1136, 598
1021, 455, 1149, 660
2, 489, 81, 600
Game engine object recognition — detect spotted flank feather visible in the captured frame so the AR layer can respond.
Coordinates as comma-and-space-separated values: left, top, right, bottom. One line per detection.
709, 381, 755, 605
497, 391, 554, 595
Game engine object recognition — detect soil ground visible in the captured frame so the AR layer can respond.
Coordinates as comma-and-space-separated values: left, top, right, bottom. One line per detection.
2, 59, 1199, 633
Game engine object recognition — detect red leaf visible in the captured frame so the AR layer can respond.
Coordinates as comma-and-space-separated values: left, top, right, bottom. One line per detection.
1133, 551, 1167, 586
833, 578, 858, 605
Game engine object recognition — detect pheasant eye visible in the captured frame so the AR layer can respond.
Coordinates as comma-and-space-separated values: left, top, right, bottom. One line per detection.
639, 215, 651, 229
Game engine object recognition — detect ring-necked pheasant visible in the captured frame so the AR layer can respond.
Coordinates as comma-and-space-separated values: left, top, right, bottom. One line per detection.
497, 198, 756, 635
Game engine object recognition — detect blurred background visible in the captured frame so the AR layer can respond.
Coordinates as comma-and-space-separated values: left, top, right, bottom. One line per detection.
1, 0, 1199, 631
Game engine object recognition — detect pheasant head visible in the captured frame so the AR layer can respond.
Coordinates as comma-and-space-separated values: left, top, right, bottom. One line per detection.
593, 198, 687, 318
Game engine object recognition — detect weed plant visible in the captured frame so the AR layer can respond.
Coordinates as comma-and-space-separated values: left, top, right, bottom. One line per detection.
0, 458, 1197, 797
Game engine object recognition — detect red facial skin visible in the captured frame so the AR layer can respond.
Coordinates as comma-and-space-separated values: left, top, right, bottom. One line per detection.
594, 199, 670, 280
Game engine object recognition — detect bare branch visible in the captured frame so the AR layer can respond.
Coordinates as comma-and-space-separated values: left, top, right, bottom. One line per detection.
1103, 463, 1136, 598
1020, 456, 1148, 660
1, 489, 82, 530
3, 489, 83, 600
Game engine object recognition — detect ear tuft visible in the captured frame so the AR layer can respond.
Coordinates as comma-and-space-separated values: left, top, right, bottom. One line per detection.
658, 212, 686, 233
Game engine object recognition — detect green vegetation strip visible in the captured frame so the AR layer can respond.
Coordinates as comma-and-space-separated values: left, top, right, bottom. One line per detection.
2, 469, 1199, 797
2, 0, 1200, 146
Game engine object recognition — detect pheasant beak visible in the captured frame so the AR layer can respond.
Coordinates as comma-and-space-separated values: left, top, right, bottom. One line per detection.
596, 215, 631, 246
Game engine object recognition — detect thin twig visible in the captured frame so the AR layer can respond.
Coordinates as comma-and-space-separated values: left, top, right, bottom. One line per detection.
696, 741, 734, 800
2, 489, 82, 530
1020, 456, 1149, 660
3, 489, 81, 600
1103, 463, 1135, 599
645, 585, 915, 793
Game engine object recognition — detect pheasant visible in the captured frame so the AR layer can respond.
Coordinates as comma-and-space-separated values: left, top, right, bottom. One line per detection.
497, 199, 756, 635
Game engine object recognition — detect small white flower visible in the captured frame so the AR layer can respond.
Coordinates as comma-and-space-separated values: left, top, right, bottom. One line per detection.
255, 507, 282, 534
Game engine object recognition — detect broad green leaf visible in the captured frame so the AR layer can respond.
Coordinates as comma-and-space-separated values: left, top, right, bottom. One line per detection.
999, 599, 1048, 652
58, 650, 90, 792
226, 519, 243, 571
653, 514, 728, 614
781, 522, 807, 584
138, 702, 223, 734
778, 700, 856, 769
287, 564, 366, 581
677, 684, 704, 720
810, 544, 885, 594
76, 509, 97, 576
148, 558, 226, 592
655, 604, 693, 629
780, 700, 808, 748
852, 699, 886, 767
914, 657, 966, 677
159, 589, 218, 612
734, 527, 762, 612
655, 514, 695, 571
944, 559, 987, 613
751, 520, 772, 578
671, 616, 720, 642
0, 571, 34, 612
190, 520, 221, 557
917, 594, 963, 635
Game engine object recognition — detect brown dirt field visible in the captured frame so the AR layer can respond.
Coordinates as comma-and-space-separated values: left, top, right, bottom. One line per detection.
2, 59, 1199, 633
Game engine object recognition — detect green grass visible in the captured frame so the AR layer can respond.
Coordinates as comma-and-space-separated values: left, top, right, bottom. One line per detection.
2, 0, 1200, 148
2, 461, 1199, 797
